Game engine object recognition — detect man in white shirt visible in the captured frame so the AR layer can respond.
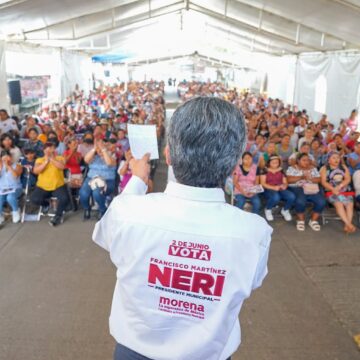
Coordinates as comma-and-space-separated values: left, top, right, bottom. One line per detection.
0, 109, 19, 135
93, 97, 272, 360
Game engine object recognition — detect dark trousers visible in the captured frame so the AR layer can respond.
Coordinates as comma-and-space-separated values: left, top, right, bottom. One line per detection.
263, 189, 296, 210
288, 186, 326, 214
114, 343, 231, 360
79, 177, 115, 215
30, 185, 70, 217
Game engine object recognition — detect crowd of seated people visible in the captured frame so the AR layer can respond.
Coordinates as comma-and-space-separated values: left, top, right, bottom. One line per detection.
179, 81, 360, 234
1, 77, 360, 234
0, 81, 165, 227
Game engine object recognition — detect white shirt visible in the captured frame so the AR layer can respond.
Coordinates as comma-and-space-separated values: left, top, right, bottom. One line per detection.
0, 117, 19, 135
93, 177, 272, 360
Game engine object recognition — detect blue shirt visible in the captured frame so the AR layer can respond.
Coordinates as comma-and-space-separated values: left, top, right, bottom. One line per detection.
56, 142, 66, 156
0, 163, 22, 194
87, 155, 116, 180
347, 152, 360, 175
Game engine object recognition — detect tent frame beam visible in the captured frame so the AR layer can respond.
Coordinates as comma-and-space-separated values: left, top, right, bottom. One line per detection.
19, 1, 183, 40
229, 0, 358, 48
15, 2, 184, 42
206, 23, 290, 55
190, 3, 319, 52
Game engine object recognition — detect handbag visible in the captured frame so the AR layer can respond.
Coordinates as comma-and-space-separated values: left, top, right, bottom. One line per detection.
69, 174, 83, 188
303, 182, 319, 195
88, 176, 107, 192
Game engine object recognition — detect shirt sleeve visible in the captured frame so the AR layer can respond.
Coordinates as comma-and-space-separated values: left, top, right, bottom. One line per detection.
312, 168, 320, 177
121, 175, 148, 195
92, 176, 147, 252
286, 166, 298, 176
252, 225, 272, 290
11, 120, 19, 131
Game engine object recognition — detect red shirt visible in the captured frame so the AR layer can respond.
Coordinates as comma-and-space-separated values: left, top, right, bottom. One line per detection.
265, 170, 284, 186
64, 150, 82, 175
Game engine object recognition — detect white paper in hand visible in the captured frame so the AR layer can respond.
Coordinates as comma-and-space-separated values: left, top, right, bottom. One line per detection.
127, 124, 159, 160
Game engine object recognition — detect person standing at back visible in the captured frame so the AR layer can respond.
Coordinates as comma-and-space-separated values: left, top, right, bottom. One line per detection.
93, 97, 273, 360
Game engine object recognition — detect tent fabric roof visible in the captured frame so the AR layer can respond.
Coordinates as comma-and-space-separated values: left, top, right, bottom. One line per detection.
1, 0, 360, 58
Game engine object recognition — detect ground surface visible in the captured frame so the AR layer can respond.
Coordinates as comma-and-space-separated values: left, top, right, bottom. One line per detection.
0, 87, 359, 360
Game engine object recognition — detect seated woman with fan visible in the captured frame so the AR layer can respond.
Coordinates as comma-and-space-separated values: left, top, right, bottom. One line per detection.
232, 152, 262, 214
320, 151, 356, 234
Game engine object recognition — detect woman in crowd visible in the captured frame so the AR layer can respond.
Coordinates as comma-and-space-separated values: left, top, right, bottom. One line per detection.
287, 124, 299, 150
287, 153, 326, 231
79, 139, 117, 220
78, 132, 94, 158
64, 137, 82, 177
262, 141, 277, 164
289, 142, 316, 167
31, 142, 70, 226
310, 138, 325, 168
0, 133, 22, 164
257, 120, 270, 139
249, 134, 266, 167
118, 149, 133, 193
298, 128, 314, 150
64, 137, 83, 211
116, 129, 130, 153
277, 134, 294, 171
0, 150, 22, 224
27, 127, 44, 157
346, 109, 358, 132
320, 151, 356, 233
233, 152, 261, 214
20, 115, 42, 138
260, 155, 295, 222
47, 131, 66, 155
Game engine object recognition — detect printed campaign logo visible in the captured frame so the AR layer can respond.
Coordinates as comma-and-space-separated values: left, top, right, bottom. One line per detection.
147, 240, 228, 320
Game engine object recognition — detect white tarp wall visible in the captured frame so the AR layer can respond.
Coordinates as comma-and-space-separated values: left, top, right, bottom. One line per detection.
294, 52, 360, 124
60, 50, 92, 100
4, 43, 92, 106
0, 41, 9, 110
267, 52, 360, 125
267, 55, 297, 104
6, 43, 62, 105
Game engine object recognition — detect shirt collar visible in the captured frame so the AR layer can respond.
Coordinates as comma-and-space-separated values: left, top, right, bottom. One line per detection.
164, 181, 225, 203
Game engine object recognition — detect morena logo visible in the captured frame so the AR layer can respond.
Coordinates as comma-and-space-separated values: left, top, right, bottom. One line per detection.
159, 296, 204, 312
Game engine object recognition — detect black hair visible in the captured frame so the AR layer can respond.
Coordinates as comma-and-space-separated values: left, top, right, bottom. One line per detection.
242, 151, 253, 159
297, 152, 309, 162
266, 156, 281, 167
47, 131, 58, 139
0, 133, 14, 148
23, 147, 36, 154
28, 127, 39, 134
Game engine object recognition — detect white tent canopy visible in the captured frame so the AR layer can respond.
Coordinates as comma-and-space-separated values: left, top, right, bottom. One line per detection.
1, 0, 360, 123
1, 0, 360, 56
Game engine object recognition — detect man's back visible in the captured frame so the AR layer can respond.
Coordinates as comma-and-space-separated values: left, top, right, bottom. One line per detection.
93, 180, 272, 360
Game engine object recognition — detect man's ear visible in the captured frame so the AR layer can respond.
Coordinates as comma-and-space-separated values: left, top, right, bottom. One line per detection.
164, 145, 171, 166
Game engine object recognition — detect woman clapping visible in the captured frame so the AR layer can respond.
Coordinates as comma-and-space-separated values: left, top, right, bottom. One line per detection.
80, 139, 117, 220
0, 150, 22, 225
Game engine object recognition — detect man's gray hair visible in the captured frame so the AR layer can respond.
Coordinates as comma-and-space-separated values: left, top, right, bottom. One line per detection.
168, 97, 246, 188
